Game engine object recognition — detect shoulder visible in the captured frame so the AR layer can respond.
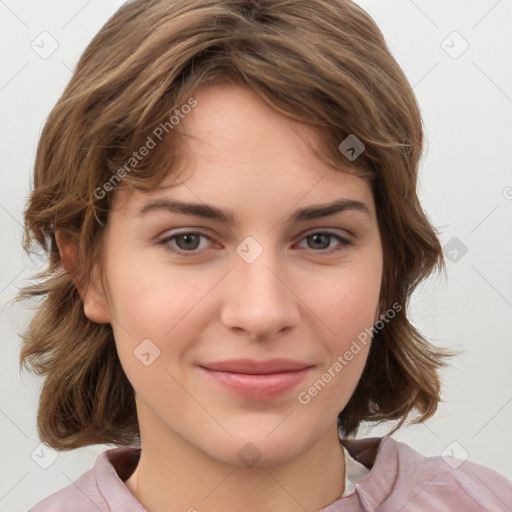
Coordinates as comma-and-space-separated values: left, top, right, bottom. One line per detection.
382, 437, 512, 510
343, 436, 512, 511
28, 446, 142, 512
28, 466, 106, 512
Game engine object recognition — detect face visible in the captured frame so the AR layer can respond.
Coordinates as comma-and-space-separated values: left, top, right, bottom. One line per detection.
86, 83, 383, 467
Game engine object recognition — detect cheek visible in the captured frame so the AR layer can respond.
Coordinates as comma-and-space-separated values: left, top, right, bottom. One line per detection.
106, 255, 202, 333
103, 258, 197, 374
104, 256, 228, 389
313, 261, 382, 339
301, 273, 377, 411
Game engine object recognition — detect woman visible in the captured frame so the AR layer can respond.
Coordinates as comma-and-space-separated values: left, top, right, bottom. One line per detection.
18, 0, 512, 510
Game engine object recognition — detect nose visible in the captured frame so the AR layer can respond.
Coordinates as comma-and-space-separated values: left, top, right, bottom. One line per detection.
220, 247, 300, 341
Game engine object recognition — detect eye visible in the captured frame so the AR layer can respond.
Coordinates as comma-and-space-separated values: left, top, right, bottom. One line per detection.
159, 231, 213, 256
295, 231, 352, 254
158, 230, 352, 257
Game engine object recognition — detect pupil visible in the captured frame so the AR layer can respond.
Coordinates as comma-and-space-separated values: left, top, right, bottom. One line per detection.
180, 234, 199, 250
311, 234, 328, 249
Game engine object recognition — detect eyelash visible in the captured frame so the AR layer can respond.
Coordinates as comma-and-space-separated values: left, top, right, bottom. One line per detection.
158, 230, 352, 257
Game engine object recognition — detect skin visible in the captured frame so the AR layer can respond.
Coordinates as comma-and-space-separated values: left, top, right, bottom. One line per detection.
58, 83, 383, 512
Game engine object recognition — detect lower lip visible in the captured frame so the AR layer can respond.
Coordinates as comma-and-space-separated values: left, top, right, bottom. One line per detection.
199, 367, 313, 399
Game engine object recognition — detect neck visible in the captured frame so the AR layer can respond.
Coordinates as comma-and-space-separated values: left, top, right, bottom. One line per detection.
125, 409, 345, 512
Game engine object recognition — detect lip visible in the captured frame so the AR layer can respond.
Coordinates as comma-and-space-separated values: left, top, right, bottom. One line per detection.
200, 358, 313, 374
198, 358, 314, 399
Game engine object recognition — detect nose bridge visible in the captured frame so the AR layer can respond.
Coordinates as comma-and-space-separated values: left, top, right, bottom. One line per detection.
238, 250, 285, 303
220, 236, 299, 339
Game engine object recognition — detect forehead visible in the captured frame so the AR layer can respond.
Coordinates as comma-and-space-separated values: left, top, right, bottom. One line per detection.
112, 83, 375, 217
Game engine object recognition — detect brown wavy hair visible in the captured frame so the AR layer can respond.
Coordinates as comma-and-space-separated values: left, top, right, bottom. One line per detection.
15, 0, 456, 450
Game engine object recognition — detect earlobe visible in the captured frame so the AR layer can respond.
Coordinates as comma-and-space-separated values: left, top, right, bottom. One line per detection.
55, 230, 112, 324
82, 264, 112, 324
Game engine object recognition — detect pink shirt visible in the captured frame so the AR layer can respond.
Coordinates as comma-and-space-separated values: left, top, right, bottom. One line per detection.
29, 435, 512, 511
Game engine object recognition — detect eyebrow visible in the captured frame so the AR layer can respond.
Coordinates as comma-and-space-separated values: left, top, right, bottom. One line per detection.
136, 197, 371, 224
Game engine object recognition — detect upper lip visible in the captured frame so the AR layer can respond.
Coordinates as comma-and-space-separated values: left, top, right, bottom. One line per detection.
199, 358, 314, 374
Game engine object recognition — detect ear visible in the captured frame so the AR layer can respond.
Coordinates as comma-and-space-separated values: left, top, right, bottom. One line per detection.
55, 230, 111, 324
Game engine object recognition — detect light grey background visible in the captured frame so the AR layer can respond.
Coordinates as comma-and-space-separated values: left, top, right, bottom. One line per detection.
1, 1, 511, 510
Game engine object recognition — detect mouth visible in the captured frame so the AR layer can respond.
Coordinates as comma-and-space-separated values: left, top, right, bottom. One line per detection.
198, 358, 314, 399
